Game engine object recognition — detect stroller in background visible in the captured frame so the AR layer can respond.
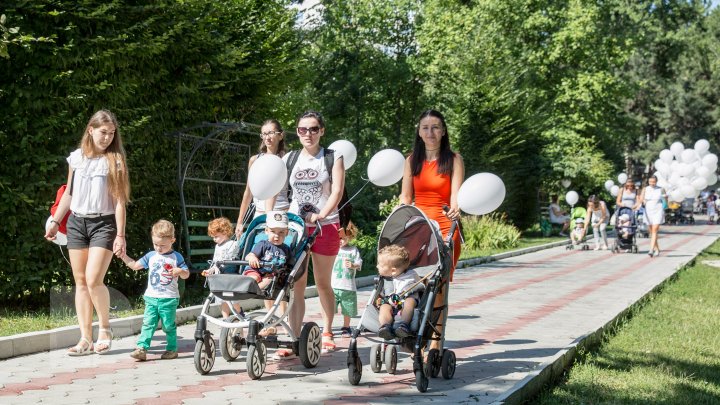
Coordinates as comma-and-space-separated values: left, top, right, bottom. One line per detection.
665, 201, 681, 225
611, 207, 638, 254
566, 207, 589, 250
346, 205, 460, 393
192, 213, 322, 379
680, 198, 695, 224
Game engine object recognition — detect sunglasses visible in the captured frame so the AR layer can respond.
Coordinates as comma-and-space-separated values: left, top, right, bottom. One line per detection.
296, 126, 321, 136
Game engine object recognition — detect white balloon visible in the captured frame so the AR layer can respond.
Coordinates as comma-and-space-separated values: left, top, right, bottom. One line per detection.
367, 149, 405, 187
702, 153, 718, 167
248, 154, 287, 200
679, 163, 695, 177
659, 149, 674, 163
681, 149, 697, 163
610, 185, 620, 197
657, 179, 669, 189
697, 166, 710, 178
328, 140, 357, 170
705, 162, 718, 173
708, 173, 718, 186
45, 216, 67, 246
692, 177, 708, 191
617, 173, 628, 184
695, 139, 710, 153
669, 189, 683, 202
457, 173, 506, 215
678, 176, 690, 185
670, 142, 685, 157
565, 191, 579, 206
670, 161, 680, 173
604, 180, 614, 191
669, 172, 681, 185
681, 184, 696, 199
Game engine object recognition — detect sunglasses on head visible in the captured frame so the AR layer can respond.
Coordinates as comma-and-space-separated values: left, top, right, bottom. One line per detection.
296, 126, 321, 135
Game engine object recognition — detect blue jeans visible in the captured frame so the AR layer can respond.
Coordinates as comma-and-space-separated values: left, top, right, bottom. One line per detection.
137, 296, 179, 351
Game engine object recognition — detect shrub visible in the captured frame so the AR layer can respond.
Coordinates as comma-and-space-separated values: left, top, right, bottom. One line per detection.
462, 213, 521, 251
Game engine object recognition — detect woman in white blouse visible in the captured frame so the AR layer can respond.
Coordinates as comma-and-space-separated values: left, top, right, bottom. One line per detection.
45, 110, 130, 356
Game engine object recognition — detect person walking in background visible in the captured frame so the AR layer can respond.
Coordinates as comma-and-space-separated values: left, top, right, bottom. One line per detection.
582, 195, 609, 250
279, 111, 345, 358
400, 109, 464, 353
119, 220, 189, 361
635, 175, 667, 257
44, 109, 130, 356
707, 190, 717, 224
236, 119, 289, 237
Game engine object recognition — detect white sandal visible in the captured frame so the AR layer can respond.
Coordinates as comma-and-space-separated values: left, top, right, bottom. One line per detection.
94, 328, 113, 355
67, 337, 94, 357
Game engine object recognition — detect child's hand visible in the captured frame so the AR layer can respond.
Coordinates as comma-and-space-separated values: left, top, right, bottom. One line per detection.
343, 258, 352, 269
171, 267, 185, 277
248, 257, 260, 268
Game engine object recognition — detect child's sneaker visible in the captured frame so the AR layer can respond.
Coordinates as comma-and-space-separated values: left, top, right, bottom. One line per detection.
378, 324, 394, 340
394, 322, 411, 339
160, 351, 178, 360
130, 347, 147, 361
340, 326, 352, 337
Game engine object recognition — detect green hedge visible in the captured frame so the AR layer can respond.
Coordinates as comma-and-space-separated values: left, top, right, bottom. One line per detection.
0, 0, 301, 307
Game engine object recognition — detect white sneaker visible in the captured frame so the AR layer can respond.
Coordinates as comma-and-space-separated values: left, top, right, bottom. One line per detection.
593, 246, 600, 251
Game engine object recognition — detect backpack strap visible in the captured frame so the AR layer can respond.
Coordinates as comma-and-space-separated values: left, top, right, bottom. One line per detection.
323, 148, 335, 184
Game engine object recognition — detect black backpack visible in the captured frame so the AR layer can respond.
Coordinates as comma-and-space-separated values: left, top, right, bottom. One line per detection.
285, 149, 353, 229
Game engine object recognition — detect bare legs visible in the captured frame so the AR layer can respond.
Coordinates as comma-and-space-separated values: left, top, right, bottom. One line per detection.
649, 224, 661, 254
288, 253, 336, 336
69, 247, 113, 347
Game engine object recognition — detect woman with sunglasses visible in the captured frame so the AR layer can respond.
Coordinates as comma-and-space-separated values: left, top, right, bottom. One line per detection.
276, 111, 345, 359
236, 119, 289, 238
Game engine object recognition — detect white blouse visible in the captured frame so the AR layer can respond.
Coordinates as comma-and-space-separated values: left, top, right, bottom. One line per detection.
67, 149, 116, 215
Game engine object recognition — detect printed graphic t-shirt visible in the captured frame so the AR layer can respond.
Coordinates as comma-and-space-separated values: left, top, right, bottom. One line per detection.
138, 250, 188, 298
250, 240, 291, 274
331, 245, 363, 291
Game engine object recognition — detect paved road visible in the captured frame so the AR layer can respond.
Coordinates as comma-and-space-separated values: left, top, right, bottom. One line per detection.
1, 220, 718, 404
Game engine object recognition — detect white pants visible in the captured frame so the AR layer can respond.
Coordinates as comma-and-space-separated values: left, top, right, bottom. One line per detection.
592, 223, 608, 248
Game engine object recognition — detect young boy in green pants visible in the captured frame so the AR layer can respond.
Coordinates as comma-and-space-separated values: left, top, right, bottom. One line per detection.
119, 219, 189, 360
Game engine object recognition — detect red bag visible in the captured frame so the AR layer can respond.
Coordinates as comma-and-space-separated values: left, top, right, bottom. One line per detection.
50, 184, 70, 234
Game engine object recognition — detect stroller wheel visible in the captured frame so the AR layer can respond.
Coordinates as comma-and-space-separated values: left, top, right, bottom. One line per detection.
415, 368, 429, 393
220, 317, 244, 362
441, 350, 456, 379
425, 348, 440, 378
193, 337, 216, 375
348, 353, 362, 385
246, 341, 267, 380
369, 344, 382, 373
385, 345, 397, 375
299, 322, 321, 368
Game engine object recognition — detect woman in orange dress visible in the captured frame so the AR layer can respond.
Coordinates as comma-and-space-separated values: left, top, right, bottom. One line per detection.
400, 109, 464, 351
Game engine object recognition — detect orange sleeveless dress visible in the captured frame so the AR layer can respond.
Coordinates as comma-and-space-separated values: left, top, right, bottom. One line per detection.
413, 160, 462, 280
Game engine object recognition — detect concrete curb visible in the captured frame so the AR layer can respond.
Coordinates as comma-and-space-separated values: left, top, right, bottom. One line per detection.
0, 237, 571, 360
492, 257, 696, 405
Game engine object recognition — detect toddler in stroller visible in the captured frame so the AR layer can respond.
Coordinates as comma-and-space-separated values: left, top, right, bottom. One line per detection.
346, 205, 459, 393
567, 217, 589, 250
611, 207, 638, 253
192, 211, 323, 380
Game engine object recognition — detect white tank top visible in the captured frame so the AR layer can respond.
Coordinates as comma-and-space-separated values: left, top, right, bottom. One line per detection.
67, 149, 115, 215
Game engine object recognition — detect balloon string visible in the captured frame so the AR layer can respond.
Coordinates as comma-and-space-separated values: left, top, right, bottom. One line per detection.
336, 179, 371, 212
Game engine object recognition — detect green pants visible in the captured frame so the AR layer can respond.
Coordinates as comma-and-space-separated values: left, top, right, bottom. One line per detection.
137, 296, 179, 351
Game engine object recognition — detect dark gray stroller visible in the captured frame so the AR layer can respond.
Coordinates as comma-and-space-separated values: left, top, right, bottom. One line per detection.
611, 206, 638, 253
346, 205, 459, 393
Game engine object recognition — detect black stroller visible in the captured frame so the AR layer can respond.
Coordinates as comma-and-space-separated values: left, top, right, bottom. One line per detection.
346, 205, 459, 393
680, 198, 695, 224
611, 206, 638, 253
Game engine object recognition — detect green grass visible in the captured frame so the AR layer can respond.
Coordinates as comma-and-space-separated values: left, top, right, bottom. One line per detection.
532, 241, 720, 404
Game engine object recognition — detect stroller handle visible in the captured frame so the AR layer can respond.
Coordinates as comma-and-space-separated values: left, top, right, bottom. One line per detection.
215, 260, 277, 271
443, 205, 461, 243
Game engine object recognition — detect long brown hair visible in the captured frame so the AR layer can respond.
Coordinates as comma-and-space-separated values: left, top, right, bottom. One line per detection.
80, 109, 130, 203
410, 109, 455, 177
258, 119, 286, 156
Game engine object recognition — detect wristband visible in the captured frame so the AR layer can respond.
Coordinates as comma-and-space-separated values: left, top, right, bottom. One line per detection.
50, 219, 61, 226
116, 234, 125, 238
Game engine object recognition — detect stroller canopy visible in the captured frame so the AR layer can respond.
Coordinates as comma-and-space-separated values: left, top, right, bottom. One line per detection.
378, 205, 444, 277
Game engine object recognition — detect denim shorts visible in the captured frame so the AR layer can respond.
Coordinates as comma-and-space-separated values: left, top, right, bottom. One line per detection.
66, 213, 117, 250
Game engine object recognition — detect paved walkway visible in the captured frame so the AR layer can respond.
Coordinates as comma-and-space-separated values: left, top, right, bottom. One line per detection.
1, 220, 718, 404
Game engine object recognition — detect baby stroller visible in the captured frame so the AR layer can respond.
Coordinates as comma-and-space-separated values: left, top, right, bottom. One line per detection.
192, 213, 322, 379
611, 207, 638, 254
636, 207, 649, 238
566, 207, 589, 251
346, 205, 459, 393
680, 198, 695, 224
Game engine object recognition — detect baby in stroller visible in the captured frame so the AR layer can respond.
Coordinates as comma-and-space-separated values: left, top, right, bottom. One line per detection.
192, 211, 323, 379
376, 245, 420, 340
612, 207, 638, 253
347, 205, 459, 393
